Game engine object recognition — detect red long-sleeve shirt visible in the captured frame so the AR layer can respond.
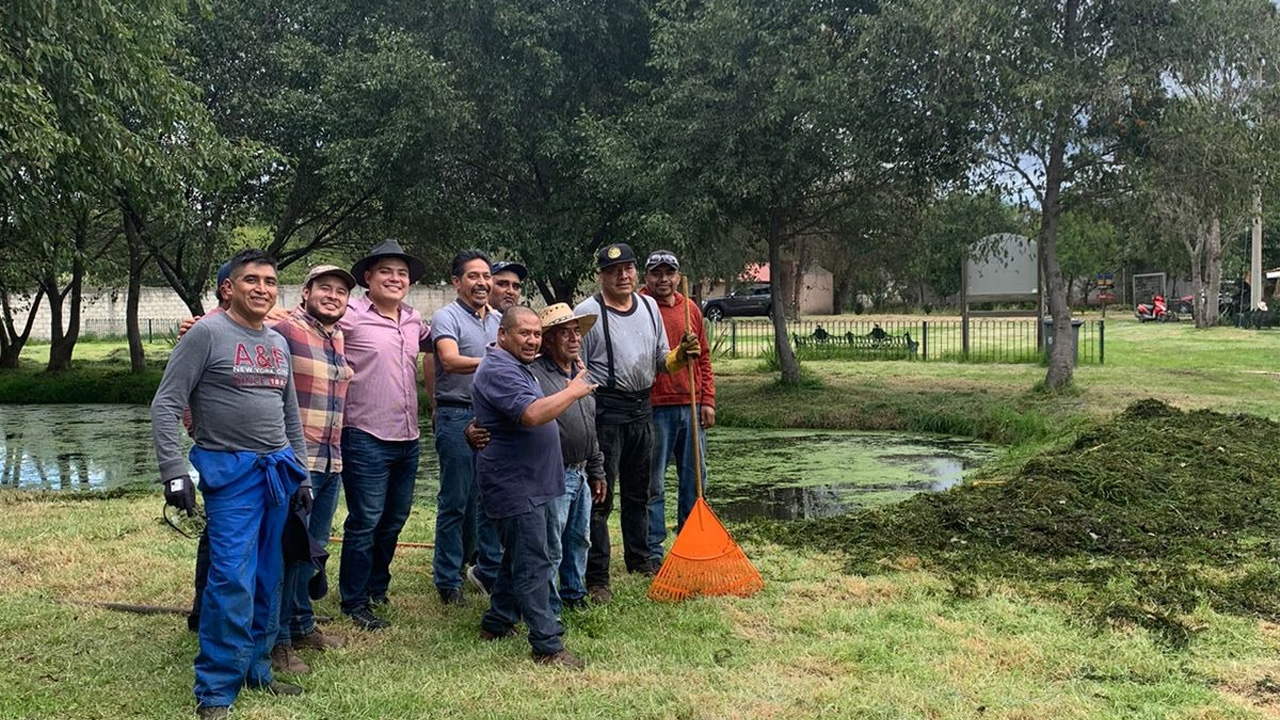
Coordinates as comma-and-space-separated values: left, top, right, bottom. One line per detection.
639, 289, 715, 408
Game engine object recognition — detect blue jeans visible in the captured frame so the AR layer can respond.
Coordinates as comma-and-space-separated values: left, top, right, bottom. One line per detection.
338, 428, 419, 614
647, 404, 707, 560
480, 503, 564, 656
431, 405, 502, 591
276, 470, 341, 645
546, 466, 590, 615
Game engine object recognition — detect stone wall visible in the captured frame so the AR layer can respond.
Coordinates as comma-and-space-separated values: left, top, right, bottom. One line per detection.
10, 284, 459, 341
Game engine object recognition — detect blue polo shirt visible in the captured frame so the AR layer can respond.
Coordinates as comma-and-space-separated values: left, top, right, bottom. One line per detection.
472, 344, 565, 519
430, 299, 501, 405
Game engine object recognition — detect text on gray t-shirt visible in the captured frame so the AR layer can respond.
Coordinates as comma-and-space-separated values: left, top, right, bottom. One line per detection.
151, 312, 308, 481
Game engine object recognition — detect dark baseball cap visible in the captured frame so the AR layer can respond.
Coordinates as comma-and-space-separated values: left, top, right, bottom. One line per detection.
597, 243, 637, 270
491, 260, 528, 279
645, 250, 680, 271
216, 261, 232, 287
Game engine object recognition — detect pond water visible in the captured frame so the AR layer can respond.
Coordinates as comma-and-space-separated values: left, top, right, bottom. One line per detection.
698, 428, 995, 521
0, 405, 996, 521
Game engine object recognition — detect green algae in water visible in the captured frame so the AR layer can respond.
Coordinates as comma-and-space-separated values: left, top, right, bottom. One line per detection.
750, 399, 1280, 646
698, 428, 997, 521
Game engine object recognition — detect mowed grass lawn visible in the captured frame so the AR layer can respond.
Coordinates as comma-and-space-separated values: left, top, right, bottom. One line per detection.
3, 317, 1280, 719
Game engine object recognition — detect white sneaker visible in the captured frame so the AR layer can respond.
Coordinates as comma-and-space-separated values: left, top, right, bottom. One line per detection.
466, 565, 490, 596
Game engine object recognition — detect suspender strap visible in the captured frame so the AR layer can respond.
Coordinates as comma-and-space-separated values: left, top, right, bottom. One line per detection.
596, 292, 659, 392
596, 293, 617, 389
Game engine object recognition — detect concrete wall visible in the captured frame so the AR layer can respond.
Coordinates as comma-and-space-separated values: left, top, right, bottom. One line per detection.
799, 267, 834, 315
10, 284, 460, 340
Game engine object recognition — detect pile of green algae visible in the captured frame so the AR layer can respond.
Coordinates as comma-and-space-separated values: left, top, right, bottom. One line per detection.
749, 399, 1280, 646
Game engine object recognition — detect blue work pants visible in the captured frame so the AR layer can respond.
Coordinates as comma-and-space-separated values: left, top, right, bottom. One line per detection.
189, 447, 303, 709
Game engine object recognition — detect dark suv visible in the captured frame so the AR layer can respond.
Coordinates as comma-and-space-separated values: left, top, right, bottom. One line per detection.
702, 284, 772, 321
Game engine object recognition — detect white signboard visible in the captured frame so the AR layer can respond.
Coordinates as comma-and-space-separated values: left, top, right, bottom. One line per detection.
965, 234, 1038, 302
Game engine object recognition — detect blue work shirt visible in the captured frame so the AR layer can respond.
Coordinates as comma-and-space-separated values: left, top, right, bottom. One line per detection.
472, 344, 565, 519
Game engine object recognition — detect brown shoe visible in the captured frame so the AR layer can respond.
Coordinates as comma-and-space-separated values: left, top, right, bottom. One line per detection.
478, 626, 518, 641
533, 648, 585, 670
270, 644, 311, 675
587, 585, 613, 605
196, 707, 229, 720
293, 628, 345, 651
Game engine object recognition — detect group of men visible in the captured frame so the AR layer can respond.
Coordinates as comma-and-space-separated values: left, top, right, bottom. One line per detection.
151, 240, 715, 718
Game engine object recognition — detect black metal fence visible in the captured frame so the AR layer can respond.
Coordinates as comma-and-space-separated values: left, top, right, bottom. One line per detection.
707, 318, 1104, 365
62, 315, 1104, 365
37, 317, 186, 343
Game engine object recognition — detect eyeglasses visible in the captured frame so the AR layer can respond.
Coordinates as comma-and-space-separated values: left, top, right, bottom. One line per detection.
646, 253, 679, 270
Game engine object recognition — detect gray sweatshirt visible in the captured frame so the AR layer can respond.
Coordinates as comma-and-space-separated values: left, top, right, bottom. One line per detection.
529, 354, 606, 480
151, 312, 309, 482
575, 293, 669, 393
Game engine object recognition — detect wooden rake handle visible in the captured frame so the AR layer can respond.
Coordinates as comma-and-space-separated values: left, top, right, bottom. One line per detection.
682, 276, 704, 499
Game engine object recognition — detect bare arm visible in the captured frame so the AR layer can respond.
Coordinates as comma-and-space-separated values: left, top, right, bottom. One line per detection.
422, 352, 437, 414
434, 337, 481, 374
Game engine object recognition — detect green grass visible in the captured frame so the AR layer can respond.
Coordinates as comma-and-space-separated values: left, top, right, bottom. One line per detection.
1, 491, 1275, 719
6, 317, 1280, 717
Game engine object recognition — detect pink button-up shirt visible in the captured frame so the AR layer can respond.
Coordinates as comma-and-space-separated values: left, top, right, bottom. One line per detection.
338, 295, 432, 442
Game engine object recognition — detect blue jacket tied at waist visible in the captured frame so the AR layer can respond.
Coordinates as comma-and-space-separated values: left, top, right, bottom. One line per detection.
190, 445, 308, 505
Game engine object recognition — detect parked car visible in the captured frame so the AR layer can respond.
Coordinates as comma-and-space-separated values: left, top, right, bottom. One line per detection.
702, 284, 772, 321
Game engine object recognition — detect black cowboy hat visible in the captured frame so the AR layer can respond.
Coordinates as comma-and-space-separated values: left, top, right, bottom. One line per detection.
350, 239, 427, 288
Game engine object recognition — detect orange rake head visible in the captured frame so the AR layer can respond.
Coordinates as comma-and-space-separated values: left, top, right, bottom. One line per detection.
647, 497, 764, 602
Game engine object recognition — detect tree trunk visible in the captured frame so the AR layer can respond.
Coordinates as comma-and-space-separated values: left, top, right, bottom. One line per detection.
1041, 132, 1074, 391
45, 278, 83, 372
543, 274, 579, 306
0, 288, 44, 369
1183, 227, 1205, 328
43, 274, 65, 370
45, 219, 87, 372
1041, 0, 1081, 392
1204, 215, 1222, 326
768, 208, 800, 385
833, 274, 852, 315
123, 206, 147, 373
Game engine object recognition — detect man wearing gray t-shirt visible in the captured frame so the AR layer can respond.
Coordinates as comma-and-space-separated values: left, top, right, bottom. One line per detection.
429, 250, 503, 605
151, 249, 311, 720
573, 243, 700, 603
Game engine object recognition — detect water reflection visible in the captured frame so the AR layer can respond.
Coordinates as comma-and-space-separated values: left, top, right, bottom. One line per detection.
0, 404, 441, 494
2, 405, 993, 523
1, 405, 157, 491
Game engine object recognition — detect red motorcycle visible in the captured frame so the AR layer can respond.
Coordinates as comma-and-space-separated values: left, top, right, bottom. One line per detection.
1135, 294, 1179, 322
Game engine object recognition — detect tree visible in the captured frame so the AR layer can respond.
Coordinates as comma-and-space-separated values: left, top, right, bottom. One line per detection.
645, 0, 983, 384
2, 0, 250, 370
1127, 0, 1280, 327
0, 218, 44, 369
971, 0, 1176, 388
907, 191, 1021, 308
1056, 207, 1122, 306
402, 0, 658, 302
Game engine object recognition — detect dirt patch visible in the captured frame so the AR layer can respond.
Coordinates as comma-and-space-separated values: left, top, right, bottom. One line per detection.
748, 400, 1280, 647
1218, 670, 1280, 718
